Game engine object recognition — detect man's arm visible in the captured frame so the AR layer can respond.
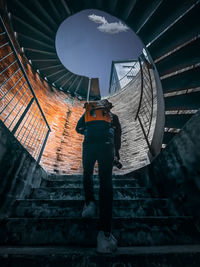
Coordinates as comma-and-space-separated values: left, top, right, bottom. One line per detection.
112, 114, 122, 156
76, 114, 85, 135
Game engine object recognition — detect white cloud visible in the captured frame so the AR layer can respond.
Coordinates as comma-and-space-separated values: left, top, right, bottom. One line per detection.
97, 21, 129, 34
88, 14, 129, 34
88, 14, 108, 24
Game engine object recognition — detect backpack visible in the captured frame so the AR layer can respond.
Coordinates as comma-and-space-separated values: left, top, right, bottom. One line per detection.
83, 100, 114, 144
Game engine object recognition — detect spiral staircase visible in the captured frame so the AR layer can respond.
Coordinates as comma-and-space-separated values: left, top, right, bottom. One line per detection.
0, 0, 200, 266
5, 0, 200, 147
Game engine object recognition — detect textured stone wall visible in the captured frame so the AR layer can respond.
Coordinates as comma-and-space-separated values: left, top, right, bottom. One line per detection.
149, 110, 200, 217
108, 69, 157, 174
0, 120, 47, 216
17, 62, 85, 174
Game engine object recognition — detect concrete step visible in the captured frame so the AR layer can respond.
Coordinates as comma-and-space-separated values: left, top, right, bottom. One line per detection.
43, 178, 139, 188
0, 217, 198, 246
12, 199, 180, 218
0, 245, 200, 266
47, 174, 139, 181
29, 187, 150, 200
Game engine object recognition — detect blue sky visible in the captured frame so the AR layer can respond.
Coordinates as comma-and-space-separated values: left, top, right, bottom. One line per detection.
55, 9, 144, 96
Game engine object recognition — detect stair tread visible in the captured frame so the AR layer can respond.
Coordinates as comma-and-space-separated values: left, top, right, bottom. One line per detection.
36, 186, 146, 189
3, 216, 193, 220
17, 198, 168, 201
1, 216, 198, 246
0, 244, 200, 255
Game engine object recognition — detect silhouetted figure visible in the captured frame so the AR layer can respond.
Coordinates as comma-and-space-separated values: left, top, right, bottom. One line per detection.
76, 99, 121, 253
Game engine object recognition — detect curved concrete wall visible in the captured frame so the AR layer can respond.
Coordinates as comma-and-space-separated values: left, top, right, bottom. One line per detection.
108, 69, 157, 174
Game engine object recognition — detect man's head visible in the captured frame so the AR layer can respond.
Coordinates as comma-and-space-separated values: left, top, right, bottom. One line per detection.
99, 99, 113, 110
84, 99, 113, 110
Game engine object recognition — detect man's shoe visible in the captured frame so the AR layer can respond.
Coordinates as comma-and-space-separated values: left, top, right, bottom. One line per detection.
82, 201, 96, 218
97, 231, 118, 253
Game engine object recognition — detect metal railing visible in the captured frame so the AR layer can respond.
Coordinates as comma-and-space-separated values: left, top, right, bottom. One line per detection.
135, 55, 155, 156
0, 15, 50, 163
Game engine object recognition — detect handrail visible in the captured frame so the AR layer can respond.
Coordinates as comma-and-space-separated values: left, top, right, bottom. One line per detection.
0, 15, 50, 131
108, 54, 156, 158
135, 57, 143, 121
0, 15, 51, 163
135, 54, 155, 157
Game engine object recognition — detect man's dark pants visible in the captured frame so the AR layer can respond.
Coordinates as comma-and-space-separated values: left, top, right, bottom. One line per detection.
82, 142, 114, 233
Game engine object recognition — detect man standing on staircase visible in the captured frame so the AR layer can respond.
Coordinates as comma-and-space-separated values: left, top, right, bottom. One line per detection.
76, 99, 122, 253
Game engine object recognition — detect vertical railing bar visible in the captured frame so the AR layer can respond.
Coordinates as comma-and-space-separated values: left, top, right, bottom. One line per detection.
0, 59, 17, 75
0, 80, 27, 115
32, 121, 46, 157
143, 82, 151, 97
143, 87, 150, 105
29, 117, 44, 154
23, 109, 40, 148
0, 68, 21, 91
0, 41, 9, 48
0, 15, 51, 132
143, 74, 151, 85
27, 115, 42, 151
33, 124, 46, 158
140, 95, 151, 118
143, 68, 151, 81
141, 109, 150, 127
144, 87, 152, 101
3, 85, 29, 123
0, 75, 24, 101
0, 51, 14, 62
12, 97, 34, 134
139, 109, 149, 127
36, 127, 48, 159
146, 67, 154, 137
135, 57, 143, 120
33, 123, 46, 158
142, 92, 151, 118
37, 129, 50, 164
21, 105, 39, 144
134, 54, 155, 148
16, 101, 36, 139
20, 103, 37, 143
138, 115, 154, 156
9, 93, 32, 130
139, 113, 149, 133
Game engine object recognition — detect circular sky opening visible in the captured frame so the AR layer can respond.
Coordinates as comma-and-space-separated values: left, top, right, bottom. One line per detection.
56, 9, 144, 97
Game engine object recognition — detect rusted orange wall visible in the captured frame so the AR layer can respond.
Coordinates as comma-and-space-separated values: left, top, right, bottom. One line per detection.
21, 63, 85, 174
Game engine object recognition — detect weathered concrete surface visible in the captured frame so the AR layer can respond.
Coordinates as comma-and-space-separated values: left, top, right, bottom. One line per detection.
0, 245, 200, 267
0, 217, 199, 246
0, 120, 47, 217
149, 110, 200, 217
12, 198, 176, 218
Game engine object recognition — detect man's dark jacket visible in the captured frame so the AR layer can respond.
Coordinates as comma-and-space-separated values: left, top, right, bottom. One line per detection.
76, 113, 122, 152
